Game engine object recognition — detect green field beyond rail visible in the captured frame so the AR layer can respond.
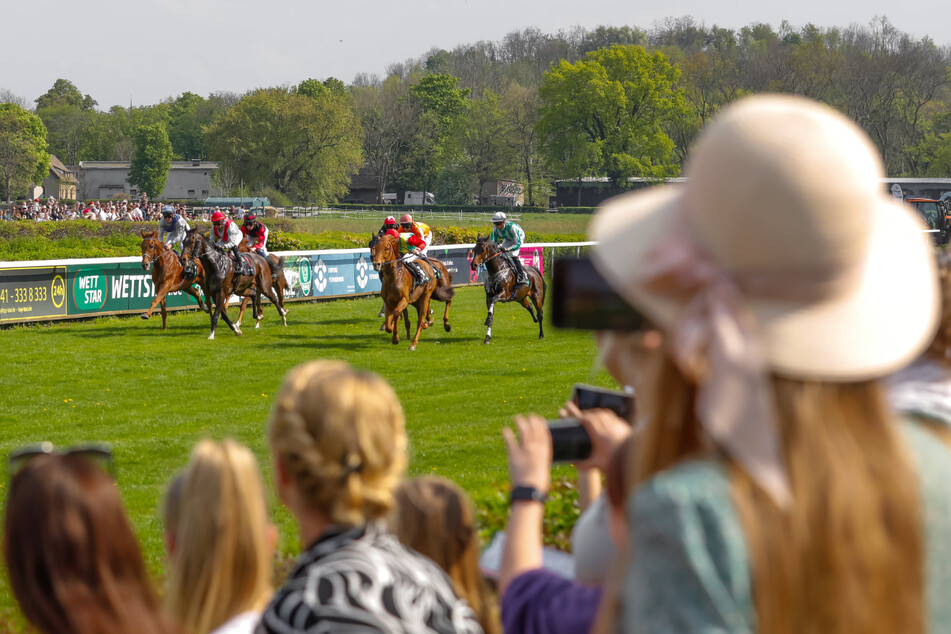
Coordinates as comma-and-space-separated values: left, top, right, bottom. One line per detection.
0, 285, 614, 624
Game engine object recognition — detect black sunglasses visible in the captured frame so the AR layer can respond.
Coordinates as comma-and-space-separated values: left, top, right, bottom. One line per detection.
8, 442, 114, 479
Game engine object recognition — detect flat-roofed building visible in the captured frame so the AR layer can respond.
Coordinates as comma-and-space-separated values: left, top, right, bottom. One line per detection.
73, 160, 218, 200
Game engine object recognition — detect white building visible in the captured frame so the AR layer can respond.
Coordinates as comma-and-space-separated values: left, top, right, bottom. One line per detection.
73, 160, 218, 200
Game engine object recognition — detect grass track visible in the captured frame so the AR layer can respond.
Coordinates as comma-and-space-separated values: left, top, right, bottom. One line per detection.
0, 284, 615, 621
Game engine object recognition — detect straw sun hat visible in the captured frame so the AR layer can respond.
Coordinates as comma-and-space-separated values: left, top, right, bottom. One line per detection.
591, 94, 938, 382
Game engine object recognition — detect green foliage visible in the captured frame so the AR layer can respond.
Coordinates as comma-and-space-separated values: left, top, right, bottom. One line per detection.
34, 78, 97, 111
538, 44, 688, 183
0, 103, 51, 202
475, 476, 581, 550
205, 88, 363, 204
128, 123, 173, 199
167, 92, 209, 160
297, 77, 347, 99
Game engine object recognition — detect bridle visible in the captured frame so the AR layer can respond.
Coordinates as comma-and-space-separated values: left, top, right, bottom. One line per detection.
141, 239, 171, 268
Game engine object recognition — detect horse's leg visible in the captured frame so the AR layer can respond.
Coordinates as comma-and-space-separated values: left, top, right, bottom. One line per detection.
442, 296, 452, 332
265, 285, 287, 326
391, 298, 409, 345
403, 306, 411, 341
236, 296, 251, 328
160, 298, 168, 330
519, 295, 537, 322
533, 276, 546, 340
184, 284, 206, 313
484, 294, 500, 345
409, 296, 431, 351
253, 292, 264, 329
209, 296, 221, 340
141, 279, 168, 320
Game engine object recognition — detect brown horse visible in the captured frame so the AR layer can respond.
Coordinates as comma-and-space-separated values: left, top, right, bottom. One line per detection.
369, 233, 454, 351
181, 230, 287, 339
469, 235, 545, 344
139, 230, 207, 329
236, 237, 288, 328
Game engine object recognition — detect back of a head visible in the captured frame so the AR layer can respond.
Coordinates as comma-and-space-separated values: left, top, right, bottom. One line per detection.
166, 439, 271, 634
392, 476, 499, 634
269, 360, 407, 526
4, 455, 170, 634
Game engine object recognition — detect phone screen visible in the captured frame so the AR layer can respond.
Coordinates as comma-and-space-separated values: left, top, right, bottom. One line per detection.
548, 420, 592, 463
551, 257, 645, 331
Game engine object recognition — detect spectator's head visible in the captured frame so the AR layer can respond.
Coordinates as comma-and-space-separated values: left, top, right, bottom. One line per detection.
392, 476, 498, 634
4, 445, 174, 634
165, 439, 274, 634
591, 94, 937, 633
268, 360, 406, 529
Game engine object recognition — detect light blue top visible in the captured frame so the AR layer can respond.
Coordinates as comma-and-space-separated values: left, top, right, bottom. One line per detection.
621, 420, 951, 633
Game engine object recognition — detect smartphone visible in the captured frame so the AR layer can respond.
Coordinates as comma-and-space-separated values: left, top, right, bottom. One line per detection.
548, 419, 592, 463
571, 384, 635, 421
551, 257, 646, 331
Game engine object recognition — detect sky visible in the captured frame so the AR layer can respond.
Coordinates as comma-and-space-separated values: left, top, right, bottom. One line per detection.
4, 0, 951, 111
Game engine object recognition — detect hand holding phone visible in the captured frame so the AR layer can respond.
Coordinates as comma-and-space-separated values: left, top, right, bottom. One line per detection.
548, 420, 592, 463
570, 384, 635, 421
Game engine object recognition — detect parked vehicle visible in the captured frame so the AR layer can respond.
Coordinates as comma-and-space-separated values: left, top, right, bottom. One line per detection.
404, 191, 435, 205
907, 198, 951, 245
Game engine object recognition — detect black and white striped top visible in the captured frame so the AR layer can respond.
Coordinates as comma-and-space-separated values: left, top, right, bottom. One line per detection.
258, 523, 483, 634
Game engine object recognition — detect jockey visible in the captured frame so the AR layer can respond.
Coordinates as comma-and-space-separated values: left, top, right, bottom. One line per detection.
399, 214, 433, 255
490, 211, 528, 300
241, 213, 269, 257
385, 228, 430, 286
376, 215, 399, 237
211, 210, 248, 275
158, 205, 189, 255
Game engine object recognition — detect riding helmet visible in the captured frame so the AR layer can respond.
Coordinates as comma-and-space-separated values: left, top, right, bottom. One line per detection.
244, 213, 256, 223
400, 213, 413, 225
385, 216, 397, 225
492, 211, 507, 223
211, 210, 225, 222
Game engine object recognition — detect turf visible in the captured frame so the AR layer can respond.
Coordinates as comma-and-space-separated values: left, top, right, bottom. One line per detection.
0, 284, 616, 622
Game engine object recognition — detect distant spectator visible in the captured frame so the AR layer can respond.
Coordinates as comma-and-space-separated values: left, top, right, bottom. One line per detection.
4, 444, 177, 634
165, 439, 274, 634
392, 476, 501, 634
260, 360, 483, 633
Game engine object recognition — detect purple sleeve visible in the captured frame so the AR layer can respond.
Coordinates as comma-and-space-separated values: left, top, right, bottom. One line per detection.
501, 569, 602, 634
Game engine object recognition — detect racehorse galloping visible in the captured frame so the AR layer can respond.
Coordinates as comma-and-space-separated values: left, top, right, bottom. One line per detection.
369, 233, 454, 351
237, 237, 288, 328
139, 230, 207, 329
469, 235, 545, 344
181, 230, 286, 339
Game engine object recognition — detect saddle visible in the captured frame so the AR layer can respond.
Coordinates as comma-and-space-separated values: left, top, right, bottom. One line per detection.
235, 254, 254, 277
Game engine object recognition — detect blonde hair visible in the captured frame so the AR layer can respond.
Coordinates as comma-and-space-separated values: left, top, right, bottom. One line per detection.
166, 439, 273, 634
269, 360, 407, 526
392, 477, 500, 634
631, 356, 923, 634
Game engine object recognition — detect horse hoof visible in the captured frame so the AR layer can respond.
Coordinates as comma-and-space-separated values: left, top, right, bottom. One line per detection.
234, 329, 243, 336
208, 333, 215, 340
380, 323, 387, 332
483, 337, 491, 344
444, 324, 451, 332
140, 313, 150, 320
409, 345, 417, 351
255, 322, 261, 329
378, 309, 386, 318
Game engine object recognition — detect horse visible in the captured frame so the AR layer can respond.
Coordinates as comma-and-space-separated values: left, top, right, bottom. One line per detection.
180, 230, 287, 339
139, 230, 208, 329
369, 233, 454, 351
469, 235, 545, 344
236, 237, 288, 328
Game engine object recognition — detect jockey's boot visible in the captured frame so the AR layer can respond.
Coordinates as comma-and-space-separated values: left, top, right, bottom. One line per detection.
409, 262, 430, 286
231, 246, 246, 276
508, 256, 528, 301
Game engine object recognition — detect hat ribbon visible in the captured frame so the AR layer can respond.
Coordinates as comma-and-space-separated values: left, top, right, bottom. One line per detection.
637, 212, 792, 508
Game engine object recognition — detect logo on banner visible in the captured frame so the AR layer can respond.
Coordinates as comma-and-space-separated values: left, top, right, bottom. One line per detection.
356, 256, 369, 289
314, 258, 328, 292
51, 275, 65, 308
72, 269, 108, 311
297, 258, 312, 296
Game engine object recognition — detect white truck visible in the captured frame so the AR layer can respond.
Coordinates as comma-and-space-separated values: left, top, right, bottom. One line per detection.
404, 191, 435, 205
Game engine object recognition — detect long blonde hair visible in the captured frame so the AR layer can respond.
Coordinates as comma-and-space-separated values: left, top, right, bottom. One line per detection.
392, 477, 500, 634
632, 356, 923, 634
165, 439, 273, 634
268, 360, 407, 526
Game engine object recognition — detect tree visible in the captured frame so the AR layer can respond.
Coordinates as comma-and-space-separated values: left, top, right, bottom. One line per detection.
205, 88, 363, 204
502, 83, 549, 206
0, 104, 50, 202
537, 44, 688, 184
35, 78, 97, 111
128, 123, 173, 199
167, 92, 208, 160
0, 89, 30, 109
463, 90, 517, 198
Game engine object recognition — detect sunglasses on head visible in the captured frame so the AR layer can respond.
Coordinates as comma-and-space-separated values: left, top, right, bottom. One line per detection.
8, 442, 114, 479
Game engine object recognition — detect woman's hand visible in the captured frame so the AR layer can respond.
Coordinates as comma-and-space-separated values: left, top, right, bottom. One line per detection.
502, 415, 552, 493
561, 401, 633, 473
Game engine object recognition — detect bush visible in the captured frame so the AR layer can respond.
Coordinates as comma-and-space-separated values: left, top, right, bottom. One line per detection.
476, 475, 580, 551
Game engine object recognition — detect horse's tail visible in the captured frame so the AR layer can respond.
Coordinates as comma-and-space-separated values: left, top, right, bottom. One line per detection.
268, 255, 283, 275
432, 261, 455, 302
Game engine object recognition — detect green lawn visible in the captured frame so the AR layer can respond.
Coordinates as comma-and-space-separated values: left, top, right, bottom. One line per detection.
0, 284, 614, 625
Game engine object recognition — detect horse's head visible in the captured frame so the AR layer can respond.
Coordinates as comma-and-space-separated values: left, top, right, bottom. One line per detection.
470, 234, 494, 271
140, 234, 164, 271
370, 233, 397, 272
181, 229, 205, 265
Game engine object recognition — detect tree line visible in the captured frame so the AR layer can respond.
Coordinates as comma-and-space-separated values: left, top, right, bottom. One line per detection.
2, 16, 950, 205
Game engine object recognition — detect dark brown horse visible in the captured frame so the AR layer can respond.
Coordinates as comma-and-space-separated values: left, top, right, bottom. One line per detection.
369, 233, 454, 351
236, 237, 288, 328
469, 235, 545, 344
139, 230, 207, 329
181, 230, 286, 339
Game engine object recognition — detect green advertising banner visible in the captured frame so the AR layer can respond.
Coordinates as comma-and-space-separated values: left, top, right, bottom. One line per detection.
66, 261, 203, 316
0, 266, 67, 323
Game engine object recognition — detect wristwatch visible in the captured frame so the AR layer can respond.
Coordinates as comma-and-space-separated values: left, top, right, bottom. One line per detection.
509, 485, 547, 505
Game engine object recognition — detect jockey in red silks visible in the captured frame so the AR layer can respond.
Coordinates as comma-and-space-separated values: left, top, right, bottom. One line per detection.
385, 228, 430, 286
211, 210, 247, 274
241, 213, 270, 257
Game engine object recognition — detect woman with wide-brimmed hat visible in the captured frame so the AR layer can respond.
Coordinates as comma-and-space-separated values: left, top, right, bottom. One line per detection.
574, 95, 951, 633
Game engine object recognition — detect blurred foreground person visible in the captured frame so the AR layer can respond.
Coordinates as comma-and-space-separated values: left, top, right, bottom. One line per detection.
165, 439, 274, 634
4, 444, 177, 634
392, 476, 501, 634
260, 360, 482, 633
589, 95, 951, 633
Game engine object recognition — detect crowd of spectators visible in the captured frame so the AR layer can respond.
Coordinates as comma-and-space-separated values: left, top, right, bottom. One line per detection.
7, 93, 951, 634
0, 199, 251, 223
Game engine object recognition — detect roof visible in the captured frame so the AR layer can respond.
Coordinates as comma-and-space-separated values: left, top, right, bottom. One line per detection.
203, 197, 270, 209
48, 155, 77, 182
348, 166, 379, 191
76, 161, 219, 170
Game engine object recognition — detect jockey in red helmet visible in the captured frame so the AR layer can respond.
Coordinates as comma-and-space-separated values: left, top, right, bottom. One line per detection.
377, 215, 399, 238
385, 228, 430, 286
398, 214, 433, 255
211, 210, 248, 275
241, 213, 269, 257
